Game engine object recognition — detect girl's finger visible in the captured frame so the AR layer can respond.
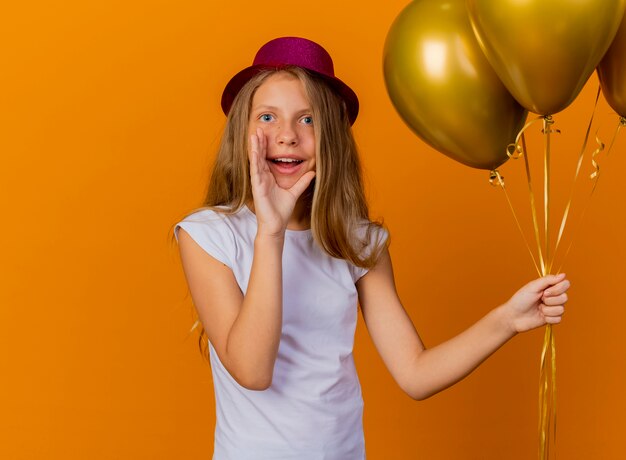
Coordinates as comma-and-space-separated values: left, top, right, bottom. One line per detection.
543, 279, 570, 297
545, 316, 562, 325
542, 305, 565, 318
288, 171, 316, 199
257, 128, 267, 160
249, 134, 258, 174
543, 292, 568, 306
525, 273, 566, 293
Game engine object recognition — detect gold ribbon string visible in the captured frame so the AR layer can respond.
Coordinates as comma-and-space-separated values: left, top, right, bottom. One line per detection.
555, 116, 625, 275
538, 116, 559, 460
508, 116, 547, 154
522, 133, 548, 279
547, 86, 601, 273
507, 117, 551, 276
539, 116, 561, 268
590, 131, 604, 180
543, 116, 553, 274
497, 116, 556, 460
538, 324, 553, 460
553, 134, 604, 274
507, 116, 560, 460
605, 116, 626, 158
497, 110, 617, 459
547, 324, 556, 457
538, 323, 558, 460
490, 170, 542, 276
549, 116, 624, 453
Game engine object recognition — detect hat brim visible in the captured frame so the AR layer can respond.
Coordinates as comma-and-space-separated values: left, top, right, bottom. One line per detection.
221, 65, 359, 125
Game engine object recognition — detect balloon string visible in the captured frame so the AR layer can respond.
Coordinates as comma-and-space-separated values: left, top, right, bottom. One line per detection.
548, 85, 601, 273
555, 116, 624, 274
521, 133, 548, 277
489, 170, 542, 277
605, 116, 626, 158
507, 118, 549, 275
507, 116, 546, 159
539, 324, 557, 460
538, 326, 546, 456
499, 116, 561, 459
551, 324, 557, 455
542, 116, 555, 275
549, 115, 624, 454
538, 115, 556, 460
497, 111, 619, 459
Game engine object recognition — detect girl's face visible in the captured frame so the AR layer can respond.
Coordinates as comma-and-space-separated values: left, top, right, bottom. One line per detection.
248, 72, 316, 190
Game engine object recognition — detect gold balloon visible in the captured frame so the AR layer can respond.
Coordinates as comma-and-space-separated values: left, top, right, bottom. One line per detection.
467, 0, 626, 115
598, 13, 626, 116
383, 0, 527, 170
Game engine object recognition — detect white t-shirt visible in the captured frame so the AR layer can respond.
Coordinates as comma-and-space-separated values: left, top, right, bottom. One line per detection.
175, 206, 383, 459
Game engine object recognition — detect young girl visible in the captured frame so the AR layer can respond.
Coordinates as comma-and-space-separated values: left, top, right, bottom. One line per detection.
174, 37, 569, 459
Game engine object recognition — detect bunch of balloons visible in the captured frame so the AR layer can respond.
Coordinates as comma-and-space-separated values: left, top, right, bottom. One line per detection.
384, 2, 626, 459
384, 0, 626, 170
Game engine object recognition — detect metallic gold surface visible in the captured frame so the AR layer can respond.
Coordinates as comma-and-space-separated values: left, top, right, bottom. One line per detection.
383, 0, 527, 170
468, 0, 626, 115
598, 14, 626, 116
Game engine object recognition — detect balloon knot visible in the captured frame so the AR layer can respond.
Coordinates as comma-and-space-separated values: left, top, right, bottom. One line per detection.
541, 116, 560, 135
489, 170, 505, 187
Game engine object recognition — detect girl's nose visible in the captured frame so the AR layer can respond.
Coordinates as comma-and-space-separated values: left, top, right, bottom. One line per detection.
276, 126, 298, 146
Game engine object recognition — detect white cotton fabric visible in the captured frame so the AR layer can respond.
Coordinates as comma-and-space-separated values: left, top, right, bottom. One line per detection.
174, 206, 383, 460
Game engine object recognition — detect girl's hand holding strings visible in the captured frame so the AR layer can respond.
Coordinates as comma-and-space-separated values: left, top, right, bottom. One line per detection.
249, 128, 316, 237
502, 273, 570, 334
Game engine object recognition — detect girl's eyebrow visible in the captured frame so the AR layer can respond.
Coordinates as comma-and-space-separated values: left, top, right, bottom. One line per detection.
252, 105, 279, 111
252, 104, 312, 113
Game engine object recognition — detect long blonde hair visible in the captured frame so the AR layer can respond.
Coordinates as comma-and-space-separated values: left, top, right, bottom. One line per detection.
172, 67, 388, 356
196, 66, 387, 264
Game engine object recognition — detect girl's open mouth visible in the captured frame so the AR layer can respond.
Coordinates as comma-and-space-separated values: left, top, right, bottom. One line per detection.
270, 158, 304, 165
269, 158, 305, 174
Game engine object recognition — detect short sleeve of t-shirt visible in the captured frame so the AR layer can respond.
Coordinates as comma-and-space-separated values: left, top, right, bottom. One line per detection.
174, 210, 235, 269
348, 224, 389, 282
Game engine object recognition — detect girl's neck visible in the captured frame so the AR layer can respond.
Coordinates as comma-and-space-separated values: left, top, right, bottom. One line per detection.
287, 200, 311, 230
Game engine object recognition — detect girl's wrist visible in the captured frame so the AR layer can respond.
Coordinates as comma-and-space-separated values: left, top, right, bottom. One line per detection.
254, 215, 288, 240
255, 229, 286, 244
494, 302, 519, 338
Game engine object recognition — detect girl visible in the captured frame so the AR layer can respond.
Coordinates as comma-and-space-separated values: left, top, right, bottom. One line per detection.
174, 37, 569, 459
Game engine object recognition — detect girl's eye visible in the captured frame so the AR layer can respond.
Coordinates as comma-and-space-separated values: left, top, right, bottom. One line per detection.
259, 114, 274, 122
301, 116, 313, 125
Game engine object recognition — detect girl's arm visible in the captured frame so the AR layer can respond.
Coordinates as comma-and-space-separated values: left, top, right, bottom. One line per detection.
178, 229, 284, 391
177, 129, 315, 391
356, 247, 569, 400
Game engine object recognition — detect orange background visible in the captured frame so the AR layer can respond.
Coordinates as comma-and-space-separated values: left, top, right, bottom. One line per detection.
2, 1, 625, 459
